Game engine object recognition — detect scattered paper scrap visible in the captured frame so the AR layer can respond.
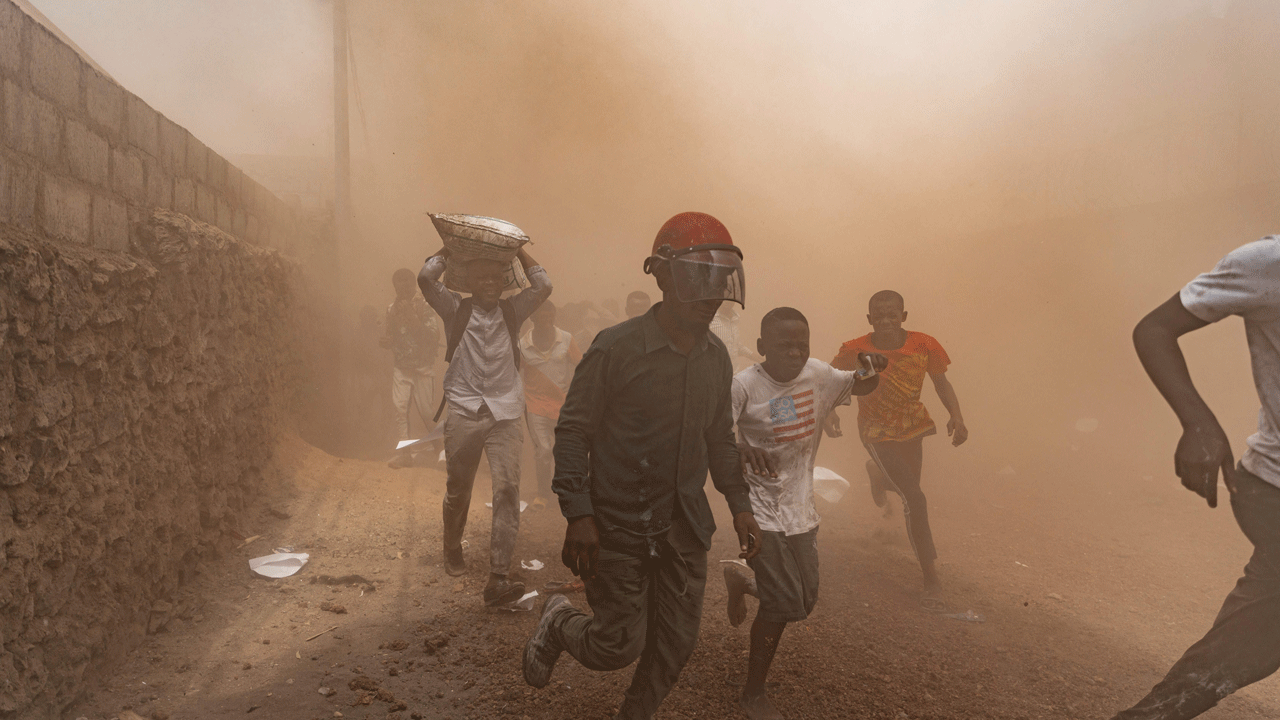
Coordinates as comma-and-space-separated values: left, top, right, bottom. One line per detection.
520, 559, 544, 571
249, 552, 310, 579
485, 501, 529, 512
813, 467, 850, 503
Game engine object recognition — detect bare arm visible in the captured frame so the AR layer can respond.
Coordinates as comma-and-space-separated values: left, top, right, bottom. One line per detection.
417, 247, 460, 323
928, 371, 967, 446
1133, 293, 1235, 506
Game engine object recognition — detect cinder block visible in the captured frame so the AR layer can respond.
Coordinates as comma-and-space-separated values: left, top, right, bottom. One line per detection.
85, 69, 124, 137
143, 155, 171, 210
227, 165, 243, 206
125, 94, 158, 157
158, 117, 185, 174
186, 134, 207, 182
111, 147, 144, 202
0, 0, 23, 76
245, 214, 259, 243
66, 120, 108, 187
216, 197, 231, 232
3, 79, 60, 165
208, 152, 227, 194
8, 160, 36, 229
173, 177, 194, 216
41, 175, 91, 244
29, 26, 81, 111
195, 182, 214, 223
92, 193, 128, 251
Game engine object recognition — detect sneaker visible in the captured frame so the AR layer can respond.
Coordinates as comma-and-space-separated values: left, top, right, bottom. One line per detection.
483, 576, 526, 607
524, 594, 572, 688
723, 562, 755, 628
444, 546, 466, 577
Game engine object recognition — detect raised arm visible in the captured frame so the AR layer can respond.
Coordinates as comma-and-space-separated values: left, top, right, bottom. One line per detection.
510, 246, 553, 320
417, 247, 460, 323
1133, 293, 1234, 506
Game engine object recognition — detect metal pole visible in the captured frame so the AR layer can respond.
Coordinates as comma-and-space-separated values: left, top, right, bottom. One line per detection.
333, 0, 351, 237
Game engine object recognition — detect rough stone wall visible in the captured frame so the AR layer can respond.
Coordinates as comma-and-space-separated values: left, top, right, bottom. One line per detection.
0, 0, 303, 256
0, 210, 299, 718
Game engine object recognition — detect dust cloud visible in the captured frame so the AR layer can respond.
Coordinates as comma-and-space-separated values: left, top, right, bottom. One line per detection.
335, 0, 1280, 476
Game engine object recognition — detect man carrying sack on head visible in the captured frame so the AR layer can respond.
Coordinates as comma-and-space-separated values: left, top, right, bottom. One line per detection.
418, 214, 553, 607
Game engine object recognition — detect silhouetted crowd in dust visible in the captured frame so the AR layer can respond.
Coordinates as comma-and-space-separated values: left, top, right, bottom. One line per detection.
365, 211, 1280, 720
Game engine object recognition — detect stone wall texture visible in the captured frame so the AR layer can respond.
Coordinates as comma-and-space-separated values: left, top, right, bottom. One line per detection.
0, 3, 326, 717
0, 211, 300, 717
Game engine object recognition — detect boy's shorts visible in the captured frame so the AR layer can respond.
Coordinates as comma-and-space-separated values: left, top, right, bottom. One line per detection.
747, 526, 819, 623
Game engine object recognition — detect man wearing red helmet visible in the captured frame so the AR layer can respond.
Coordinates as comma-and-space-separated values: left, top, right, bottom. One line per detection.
522, 212, 762, 720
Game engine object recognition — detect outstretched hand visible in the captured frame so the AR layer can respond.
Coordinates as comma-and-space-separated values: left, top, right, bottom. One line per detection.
561, 516, 601, 579
822, 412, 842, 438
1175, 420, 1237, 508
733, 512, 762, 560
858, 351, 890, 373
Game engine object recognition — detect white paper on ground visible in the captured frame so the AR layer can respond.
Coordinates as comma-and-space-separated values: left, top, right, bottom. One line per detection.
395, 439, 422, 450
521, 559, 544, 571
813, 466, 850, 503
497, 590, 539, 612
249, 552, 310, 578
484, 501, 529, 513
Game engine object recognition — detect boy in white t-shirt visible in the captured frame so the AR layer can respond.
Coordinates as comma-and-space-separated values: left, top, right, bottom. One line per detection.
726, 307, 886, 720
1112, 236, 1280, 720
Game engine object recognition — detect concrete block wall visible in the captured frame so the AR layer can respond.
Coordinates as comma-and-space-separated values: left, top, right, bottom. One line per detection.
0, 0, 303, 256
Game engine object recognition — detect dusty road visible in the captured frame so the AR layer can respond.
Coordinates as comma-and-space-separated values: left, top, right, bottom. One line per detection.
67, 433, 1280, 720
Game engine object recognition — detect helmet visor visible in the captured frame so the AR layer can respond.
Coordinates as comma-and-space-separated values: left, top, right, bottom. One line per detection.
668, 248, 746, 306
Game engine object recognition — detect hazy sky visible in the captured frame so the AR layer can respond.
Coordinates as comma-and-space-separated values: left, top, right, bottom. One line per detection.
31, 0, 332, 157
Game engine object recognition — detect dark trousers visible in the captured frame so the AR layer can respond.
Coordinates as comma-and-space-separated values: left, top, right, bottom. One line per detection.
867, 437, 938, 564
1113, 466, 1280, 720
552, 540, 708, 720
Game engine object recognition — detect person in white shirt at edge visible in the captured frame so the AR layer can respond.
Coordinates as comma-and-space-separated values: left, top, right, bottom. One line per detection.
1111, 236, 1280, 720
418, 245, 552, 607
519, 300, 582, 510
724, 306, 887, 720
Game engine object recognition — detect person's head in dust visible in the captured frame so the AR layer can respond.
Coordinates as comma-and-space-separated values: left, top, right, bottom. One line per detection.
625, 290, 652, 318
867, 290, 906, 335
465, 258, 509, 309
643, 212, 745, 335
392, 267, 417, 301
757, 307, 810, 383
531, 299, 556, 331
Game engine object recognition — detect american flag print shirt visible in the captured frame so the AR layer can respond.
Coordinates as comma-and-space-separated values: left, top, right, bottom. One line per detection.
732, 359, 865, 535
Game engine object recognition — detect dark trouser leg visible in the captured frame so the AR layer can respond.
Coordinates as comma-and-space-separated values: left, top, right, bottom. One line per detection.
442, 412, 489, 554
1113, 467, 1280, 720
618, 544, 707, 720
553, 544, 707, 720
484, 418, 523, 575
867, 438, 936, 565
556, 549, 649, 672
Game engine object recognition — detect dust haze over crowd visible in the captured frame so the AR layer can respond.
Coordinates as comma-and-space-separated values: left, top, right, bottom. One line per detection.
327, 0, 1277, 478
34, 0, 1279, 529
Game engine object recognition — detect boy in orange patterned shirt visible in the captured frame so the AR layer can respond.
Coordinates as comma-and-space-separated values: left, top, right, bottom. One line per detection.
830, 290, 968, 594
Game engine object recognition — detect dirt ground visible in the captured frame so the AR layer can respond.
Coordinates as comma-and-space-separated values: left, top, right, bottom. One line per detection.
65, 432, 1280, 720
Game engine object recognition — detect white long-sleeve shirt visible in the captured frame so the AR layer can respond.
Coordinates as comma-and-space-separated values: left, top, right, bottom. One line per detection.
419, 256, 553, 421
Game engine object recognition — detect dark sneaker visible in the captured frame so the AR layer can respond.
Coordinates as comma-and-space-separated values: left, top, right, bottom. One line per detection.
483, 577, 526, 607
524, 594, 572, 688
444, 547, 465, 577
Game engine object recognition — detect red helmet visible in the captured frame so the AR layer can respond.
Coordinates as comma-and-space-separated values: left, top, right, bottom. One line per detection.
645, 212, 745, 307
652, 212, 734, 253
